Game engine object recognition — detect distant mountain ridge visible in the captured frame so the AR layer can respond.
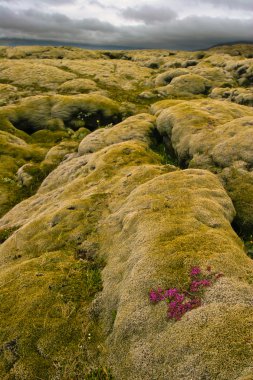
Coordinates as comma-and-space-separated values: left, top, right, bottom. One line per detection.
208, 40, 253, 49
0, 37, 135, 50
0, 37, 253, 51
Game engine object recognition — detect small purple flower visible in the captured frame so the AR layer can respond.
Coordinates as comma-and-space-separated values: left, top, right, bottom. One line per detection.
149, 290, 159, 302
150, 265, 223, 322
190, 266, 201, 277
201, 279, 211, 287
164, 288, 178, 299
175, 293, 185, 303
190, 280, 200, 292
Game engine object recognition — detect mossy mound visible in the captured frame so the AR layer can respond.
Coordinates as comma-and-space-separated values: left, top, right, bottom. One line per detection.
0, 129, 45, 216
210, 87, 253, 106
156, 98, 253, 234
0, 114, 169, 379
154, 68, 189, 86
78, 113, 156, 155
156, 99, 253, 167
208, 44, 253, 57
0, 46, 103, 60
58, 78, 98, 94
0, 93, 122, 134
0, 117, 84, 217
157, 73, 212, 98
1, 110, 253, 379
1, 44, 253, 380
192, 66, 235, 87
0, 84, 18, 106
0, 60, 76, 89
99, 168, 253, 380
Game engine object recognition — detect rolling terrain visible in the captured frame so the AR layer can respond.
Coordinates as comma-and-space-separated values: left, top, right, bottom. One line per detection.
0, 44, 253, 380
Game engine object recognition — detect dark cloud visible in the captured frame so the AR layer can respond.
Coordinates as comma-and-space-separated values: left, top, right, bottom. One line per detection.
115, 16, 253, 49
0, 5, 115, 41
120, 5, 177, 24
0, 4, 252, 50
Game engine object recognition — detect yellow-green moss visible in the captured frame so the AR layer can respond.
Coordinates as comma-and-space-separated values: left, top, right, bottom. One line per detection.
1, 45, 253, 380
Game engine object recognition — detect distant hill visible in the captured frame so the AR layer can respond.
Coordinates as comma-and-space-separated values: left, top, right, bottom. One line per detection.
0, 37, 135, 50
1, 37, 253, 51
208, 40, 253, 49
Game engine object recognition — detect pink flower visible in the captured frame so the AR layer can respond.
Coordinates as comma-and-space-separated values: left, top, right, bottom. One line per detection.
149, 290, 159, 302
164, 288, 178, 299
150, 265, 224, 321
190, 266, 201, 277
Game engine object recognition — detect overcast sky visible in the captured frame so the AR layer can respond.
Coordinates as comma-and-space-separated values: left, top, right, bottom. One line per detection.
0, 0, 252, 49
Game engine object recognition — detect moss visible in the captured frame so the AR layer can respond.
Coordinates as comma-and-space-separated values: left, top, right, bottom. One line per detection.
1, 45, 253, 379
85, 368, 113, 379
30, 129, 70, 145
0, 227, 18, 244
226, 169, 253, 237
0, 187, 111, 378
0, 60, 76, 88
0, 252, 104, 379
0, 93, 123, 135
0, 117, 31, 142
0, 125, 80, 217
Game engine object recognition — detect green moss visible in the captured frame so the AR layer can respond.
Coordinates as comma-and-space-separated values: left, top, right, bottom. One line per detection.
0, 248, 105, 379
85, 368, 113, 379
1, 46, 253, 380
0, 227, 18, 244
31, 129, 70, 145
0, 194, 109, 378
226, 169, 253, 237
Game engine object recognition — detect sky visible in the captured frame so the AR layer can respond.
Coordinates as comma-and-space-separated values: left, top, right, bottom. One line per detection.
0, 0, 252, 49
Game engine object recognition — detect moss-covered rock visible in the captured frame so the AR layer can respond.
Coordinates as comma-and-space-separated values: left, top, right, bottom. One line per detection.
0, 113, 170, 379
154, 68, 189, 86
78, 113, 156, 155
1, 44, 253, 380
192, 66, 235, 87
0, 84, 18, 106
99, 168, 253, 380
0, 60, 76, 89
156, 98, 253, 234
210, 87, 253, 106
157, 73, 212, 98
58, 78, 98, 94
0, 94, 122, 134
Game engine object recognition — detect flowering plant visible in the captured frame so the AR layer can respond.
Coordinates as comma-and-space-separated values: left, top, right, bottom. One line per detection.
149, 266, 223, 321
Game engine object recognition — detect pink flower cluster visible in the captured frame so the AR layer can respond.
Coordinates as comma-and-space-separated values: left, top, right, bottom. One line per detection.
149, 266, 223, 321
